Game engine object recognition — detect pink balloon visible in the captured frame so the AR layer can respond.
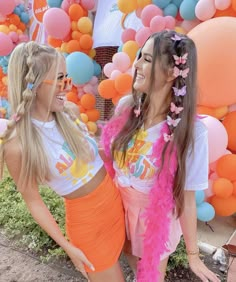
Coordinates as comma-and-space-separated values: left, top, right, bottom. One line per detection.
195, 0, 216, 21
81, 0, 95, 10
89, 76, 98, 85
135, 27, 152, 47
121, 28, 136, 43
164, 16, 176, 30
209, 172, 218, 180
83, 84, 94, 93
112, 52, 131, 72
205, 180, 215, 198
214, 0, 231, 10
0, 33, 14, 56
9, 31, 18, 43
150, 16, 165, 33
61, 0, 70, 12
18, 34, 29, 43
181, 19, 201, 32
110, 70, 122, 80
228, 104, 236, 113
135, 8, 143, 18
0, 0, 15, 16
103, 62, 115, 78
201, 115, 228, 163
43, 8, 71, 39
141, 4, 163, 27
0, 13, 6, 21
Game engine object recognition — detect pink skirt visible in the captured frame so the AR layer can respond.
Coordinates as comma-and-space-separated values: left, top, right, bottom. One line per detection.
118, 185, 182, 260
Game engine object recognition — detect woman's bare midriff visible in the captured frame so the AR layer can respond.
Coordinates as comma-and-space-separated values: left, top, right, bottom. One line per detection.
63, 166, 107, 199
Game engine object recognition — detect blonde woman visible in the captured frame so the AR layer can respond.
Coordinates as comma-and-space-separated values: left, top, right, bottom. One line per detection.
0, 42, 125, 282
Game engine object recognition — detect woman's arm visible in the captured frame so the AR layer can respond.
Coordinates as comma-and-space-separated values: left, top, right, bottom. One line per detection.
180, 191, 220, 282
4, 139, 94, 278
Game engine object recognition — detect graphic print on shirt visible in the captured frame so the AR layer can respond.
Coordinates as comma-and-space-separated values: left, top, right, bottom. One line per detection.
55, 141, 94, 185
115, 130, 157, 180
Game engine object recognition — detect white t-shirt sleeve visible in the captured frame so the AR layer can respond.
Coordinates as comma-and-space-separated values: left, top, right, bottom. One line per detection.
185, 120, 209, 191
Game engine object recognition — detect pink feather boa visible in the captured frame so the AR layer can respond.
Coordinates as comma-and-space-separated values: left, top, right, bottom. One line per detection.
101, 108, 177, 281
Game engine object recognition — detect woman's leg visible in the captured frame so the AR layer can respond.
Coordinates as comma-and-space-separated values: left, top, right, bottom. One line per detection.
158, 257, 169, 282
125, 253, 138, 275
88, 261, 125, 282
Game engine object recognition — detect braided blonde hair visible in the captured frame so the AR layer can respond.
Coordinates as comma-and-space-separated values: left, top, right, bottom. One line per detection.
0, 41, 93, 191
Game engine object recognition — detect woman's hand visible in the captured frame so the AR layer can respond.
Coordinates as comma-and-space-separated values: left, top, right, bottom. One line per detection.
188, 254, 220, 282
66, 244, 95, 280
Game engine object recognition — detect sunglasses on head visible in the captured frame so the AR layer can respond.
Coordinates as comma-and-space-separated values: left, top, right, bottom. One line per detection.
43, 77, 72, 91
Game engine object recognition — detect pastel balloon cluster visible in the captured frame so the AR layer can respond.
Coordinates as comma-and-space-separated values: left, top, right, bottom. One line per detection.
66, 77, 100, 134
98, 52, 133, 105
0, 0, 29, 102
200, 114, 236, 217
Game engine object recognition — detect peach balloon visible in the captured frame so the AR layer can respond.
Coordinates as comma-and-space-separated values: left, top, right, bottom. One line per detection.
188, 17, 236, 107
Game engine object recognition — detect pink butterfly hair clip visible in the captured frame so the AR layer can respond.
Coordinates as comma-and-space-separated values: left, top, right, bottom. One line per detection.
171, 34, 182, 41
167, 115, 181, 127
173, 66, 189, 78
172, 85, 187, 97
163, 133, 173, 142
170, 102, 184, 114
173, 53, 188, 65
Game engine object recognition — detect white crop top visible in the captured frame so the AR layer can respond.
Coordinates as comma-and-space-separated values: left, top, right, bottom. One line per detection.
113, 119, 209, 194
32, 118, 103, 196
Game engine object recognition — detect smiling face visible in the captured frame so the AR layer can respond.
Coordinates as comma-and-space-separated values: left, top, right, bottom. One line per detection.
33, 56, 70, 120
133, 38, 168, 95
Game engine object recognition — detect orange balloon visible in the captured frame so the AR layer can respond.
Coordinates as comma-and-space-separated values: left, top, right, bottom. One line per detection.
216, 154, 236, 181
98, 79, 119, 99
214, 5, 236, 17
112, 95, 123, 105
78, 105, 86, 113
188, 17, 236, 107
86, 109, 100, 122
233, 0, 236, 11
72, 30, 82, 41
233, 181, 236, 196
66, 40, 81, 53
114, 73, 133, 95
48, 36, 62, 48
69, 4, 84, 21
18, 22, 26, 32
211, 195, 236, 216
212, 178, 233, 198
79, 34, 93, 50
122, 40, 139, 62
9, 14, 20, 26
80, 93, 96, 110
222, 111, 236, 151
66, 91, 79, 104
197, 105, 214, 116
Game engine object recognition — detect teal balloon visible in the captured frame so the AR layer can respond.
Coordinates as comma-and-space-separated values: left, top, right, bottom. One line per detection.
164, 3, 178, 17
47, 0, 63, 8
195, 190, 205, 205
152, 0, 171, 9
118, 45, 123, 52
66, 52, 94, 85
93, 61, 101, 76
197, 202, 215, 222
179, 0, 197, 20
172, 0, 183, 8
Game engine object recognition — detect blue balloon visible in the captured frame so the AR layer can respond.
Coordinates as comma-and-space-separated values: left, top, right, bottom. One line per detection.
195, 190, 205, 205
197, 202, 215, 222
20, 12, 30, 24
118, 45, 123, 52
47, 0, 63, 8
152, 0, 171, 9
13, 7, 21, 16
93, 61, 102, 76
66, 52, 94, 85
19, 4, 25, 12
164, 3, 178, 17
179, 0, 197, 20
172, 0, 183, 8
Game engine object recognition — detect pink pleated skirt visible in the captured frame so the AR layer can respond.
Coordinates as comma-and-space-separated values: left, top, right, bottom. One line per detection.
118, 185, 182, 260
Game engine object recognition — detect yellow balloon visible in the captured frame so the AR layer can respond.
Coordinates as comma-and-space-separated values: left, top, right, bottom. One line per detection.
89, 48, 96, 58
122, 40, 139, 62
117, 0, 138, 13
61, 42, 67, 53
77, 17, 92, 34
80, 113, 89, 123
137, 0, 151, 8
9, 24, 17, 31
87, 121, 97, 134
175, 26, 187, 35
0, 25, 9, 34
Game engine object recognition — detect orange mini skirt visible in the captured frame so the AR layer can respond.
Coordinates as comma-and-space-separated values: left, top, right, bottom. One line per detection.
65, 174, 125, 273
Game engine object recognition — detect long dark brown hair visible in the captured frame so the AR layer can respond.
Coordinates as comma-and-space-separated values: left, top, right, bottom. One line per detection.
112, 30, 197, 217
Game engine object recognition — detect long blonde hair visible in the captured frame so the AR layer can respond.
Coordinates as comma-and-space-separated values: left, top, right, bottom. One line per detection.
0, 41, 92, 190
